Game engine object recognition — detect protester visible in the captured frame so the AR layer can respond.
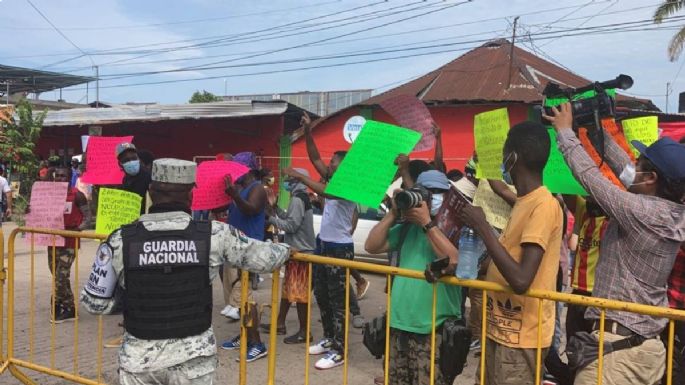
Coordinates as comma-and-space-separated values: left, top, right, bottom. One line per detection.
458, 121, 562, 384
260, 168, 316, 344
137, 150, 155, 174
280, 112, 365, 370
116, 142, 152, 214
262, 168, 278, 243
81, 158, 290, 384
45, 166, 92, 323
220, 152, 272, 362
0, 165, 12, 222
70, 158, 80, 188
38, 160, 49, 180
545, 104, 685, 385
365, 169, 460, 385
446, 169, 464, 182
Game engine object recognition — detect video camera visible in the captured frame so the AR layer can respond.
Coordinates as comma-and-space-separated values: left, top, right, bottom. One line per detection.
541, 74, 634, 129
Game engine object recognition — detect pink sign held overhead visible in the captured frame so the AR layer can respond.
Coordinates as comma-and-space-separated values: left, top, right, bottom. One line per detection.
191, 161, 250, 211
25, 182, 69, 247
81, 136, 134, 185
379, 94, 436, 152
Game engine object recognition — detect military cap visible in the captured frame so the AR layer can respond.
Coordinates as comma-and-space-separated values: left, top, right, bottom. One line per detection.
151, 158, 196, 184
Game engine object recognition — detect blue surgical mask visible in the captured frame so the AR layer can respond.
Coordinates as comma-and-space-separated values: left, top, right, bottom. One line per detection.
430, 193, 444, 216
501, 164, 513, 185
122, 160, 140, 176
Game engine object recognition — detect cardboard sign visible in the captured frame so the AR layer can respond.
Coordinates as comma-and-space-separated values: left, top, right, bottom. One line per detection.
379, 95, 435, 152
622, 116, 659, 158
95, 188, 142, 235
434, 186, 470, 244
474, 108, 510, 180
543, 129, 587, 196
81, 136, 133, 185
191, 161, 250, 210
325, 120, 421, 208
472, 181, 514, 230
25, 182, 69, 247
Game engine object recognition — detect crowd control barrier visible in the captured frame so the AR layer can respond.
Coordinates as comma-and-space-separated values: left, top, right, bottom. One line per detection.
1, 227, 684, 385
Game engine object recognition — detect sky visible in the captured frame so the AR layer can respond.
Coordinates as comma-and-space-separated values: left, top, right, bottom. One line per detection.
1, 0, 684, 112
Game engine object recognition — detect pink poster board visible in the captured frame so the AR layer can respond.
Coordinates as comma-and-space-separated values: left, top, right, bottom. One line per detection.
81, 136, 134, 185
379, 94, 436, 152
25, 182, 69, 247
191, 161, 250, 211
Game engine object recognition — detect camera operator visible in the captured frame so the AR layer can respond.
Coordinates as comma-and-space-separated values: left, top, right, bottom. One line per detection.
544, 103, 685, 385
365, 170, 461, 385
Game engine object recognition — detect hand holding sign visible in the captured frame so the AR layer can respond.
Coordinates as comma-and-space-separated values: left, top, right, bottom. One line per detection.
380, 95, 436, 152
191, 161, 249, 210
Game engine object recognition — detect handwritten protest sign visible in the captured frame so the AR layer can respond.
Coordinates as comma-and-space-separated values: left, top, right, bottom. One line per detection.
474, 108, 510, 179
25, 182, 68, 247
621, 116, 659, 158
543, 129, 587, 195
472, 181, 514, 230
95, 188, 142, 235
81, 136, 133, 185
379, 95, 435, 152
326, 120, 421, 208
191, 161, 250, 210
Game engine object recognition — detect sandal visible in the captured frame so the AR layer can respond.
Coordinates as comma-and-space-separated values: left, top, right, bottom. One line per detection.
259, 323, 286, 335
284, 330, 311, 344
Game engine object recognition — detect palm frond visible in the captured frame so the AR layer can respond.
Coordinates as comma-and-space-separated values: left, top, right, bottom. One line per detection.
669, 26, 685, 61
654, 0, 685, 23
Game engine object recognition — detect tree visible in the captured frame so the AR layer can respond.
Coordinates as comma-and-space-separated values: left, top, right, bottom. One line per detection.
189, 90, 222, 103
654, 1, 685, 61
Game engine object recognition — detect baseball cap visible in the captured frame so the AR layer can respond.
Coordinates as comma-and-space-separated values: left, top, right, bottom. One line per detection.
416, 170, 451, 190
632, 137, 685, 180
115, 142, 136, 157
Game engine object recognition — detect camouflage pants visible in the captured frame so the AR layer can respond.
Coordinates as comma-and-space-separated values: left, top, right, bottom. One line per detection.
119, 355, 216, 385
47, 247, 75, 311
313, 244, 359, 352
388, 328, 448, 385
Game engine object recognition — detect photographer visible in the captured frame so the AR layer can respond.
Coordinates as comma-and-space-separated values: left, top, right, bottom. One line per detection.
544, 103, 685, 385
365, 170, 461, 385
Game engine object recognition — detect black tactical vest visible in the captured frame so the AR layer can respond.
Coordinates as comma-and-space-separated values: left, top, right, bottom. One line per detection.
122, 220, 212, 340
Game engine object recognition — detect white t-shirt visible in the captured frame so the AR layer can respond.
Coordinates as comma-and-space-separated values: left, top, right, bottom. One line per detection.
319, 199, 356, 244
0, 176, 11, 195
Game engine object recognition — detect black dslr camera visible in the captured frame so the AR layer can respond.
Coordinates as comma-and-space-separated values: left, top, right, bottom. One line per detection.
541, 74, 633, 129
394, 185, 430, 211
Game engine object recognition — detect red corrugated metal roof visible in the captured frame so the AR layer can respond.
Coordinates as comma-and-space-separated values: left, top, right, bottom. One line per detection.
364, 39, 648, 105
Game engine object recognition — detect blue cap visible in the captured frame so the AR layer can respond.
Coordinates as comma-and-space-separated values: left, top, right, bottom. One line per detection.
416, 170, 451, 190
632, 137, 685, 180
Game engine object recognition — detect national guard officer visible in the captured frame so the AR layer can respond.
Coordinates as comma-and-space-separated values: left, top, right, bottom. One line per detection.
81, 158, 290, 384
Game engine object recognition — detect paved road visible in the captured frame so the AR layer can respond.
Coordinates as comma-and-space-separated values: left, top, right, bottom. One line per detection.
0, 223, 482, 385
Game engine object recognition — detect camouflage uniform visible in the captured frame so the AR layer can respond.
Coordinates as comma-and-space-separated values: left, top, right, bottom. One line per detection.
81, 158, 290, 385
388, 328, 447, 385
48, 247, 76, 312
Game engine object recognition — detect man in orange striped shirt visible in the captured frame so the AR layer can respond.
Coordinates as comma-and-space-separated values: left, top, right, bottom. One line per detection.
566, 197, 609, 340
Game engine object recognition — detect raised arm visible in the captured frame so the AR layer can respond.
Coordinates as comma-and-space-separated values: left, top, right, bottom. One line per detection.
302, 113, 330, 179
224, 176, 267, 216
433, 123, 446, 172
282, 167, 329, 196
395, 154, 414, 188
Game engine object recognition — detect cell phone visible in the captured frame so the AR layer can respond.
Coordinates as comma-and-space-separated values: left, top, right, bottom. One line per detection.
430, 258, 450, 272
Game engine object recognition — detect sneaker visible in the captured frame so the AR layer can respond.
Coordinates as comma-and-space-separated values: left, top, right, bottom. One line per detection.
352, 315, 365, 329
236, 343, 268, 363
220, 305, 235, 316
221, 335, 241, 350
284, 330, 311, 344
259, 323, 286, 335
356, 279, 371, 300
314, 351, 344, 370
51, 307, 76, 324
225, 307, 240, 321
309, 338, 334, 355
469, 339, 481, 353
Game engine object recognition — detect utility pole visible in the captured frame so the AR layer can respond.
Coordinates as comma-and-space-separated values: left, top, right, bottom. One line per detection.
507, 16, 520, 89
666, 82, 671, 113
95, 65, 100, 108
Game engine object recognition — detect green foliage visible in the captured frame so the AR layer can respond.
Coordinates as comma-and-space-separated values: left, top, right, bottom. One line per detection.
189, 90, 222, 103
10, 194, 28, 227
653, 1, 685, 61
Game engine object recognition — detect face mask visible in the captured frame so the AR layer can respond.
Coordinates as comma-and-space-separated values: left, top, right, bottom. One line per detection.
430, 193, 444, 216
501, 152, 517, 185
122, 160, 140, 176
284, 181, 295, 192
619, 164, 650, 189
266, 177, 275, 186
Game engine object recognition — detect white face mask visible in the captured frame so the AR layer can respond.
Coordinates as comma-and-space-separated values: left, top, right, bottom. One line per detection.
430, 193, 444, 216
619, 164, 650, 189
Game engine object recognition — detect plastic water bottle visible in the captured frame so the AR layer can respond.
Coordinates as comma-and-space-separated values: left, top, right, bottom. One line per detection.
456, 227, 484, 279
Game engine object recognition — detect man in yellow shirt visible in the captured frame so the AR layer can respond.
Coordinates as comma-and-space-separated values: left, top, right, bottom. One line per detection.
459, 121, 563, 385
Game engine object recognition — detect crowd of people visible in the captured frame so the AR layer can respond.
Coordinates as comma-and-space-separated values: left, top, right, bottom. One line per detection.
18, 102, 685, 385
